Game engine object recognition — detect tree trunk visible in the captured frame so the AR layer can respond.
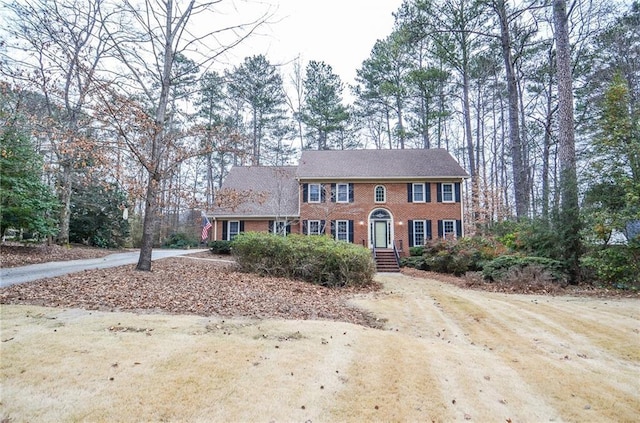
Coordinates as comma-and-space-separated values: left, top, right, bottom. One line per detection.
495, 0, 528, 220
55, 163, 73, 245
553, 0, 582, 283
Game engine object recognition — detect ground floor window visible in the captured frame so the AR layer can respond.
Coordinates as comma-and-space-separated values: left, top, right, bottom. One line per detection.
408, 219, 432, 247
228, 221, 240, 240
308, 220, 322, 235
437, 219, 461, 239
336, 220, 348, 241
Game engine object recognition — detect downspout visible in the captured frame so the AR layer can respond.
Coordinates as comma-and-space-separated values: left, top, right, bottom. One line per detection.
213, 217, 217, 241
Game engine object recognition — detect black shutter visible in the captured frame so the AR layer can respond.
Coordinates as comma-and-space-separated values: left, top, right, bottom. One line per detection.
437, 183, 442, 202
302, 220, 308, 235
222, 220, 228, 240
425, 183, 431, 202
331, 183, 336, 202
331, 220, 336, 238
302, 184, 308, 203
426, 220, 432, 240
437, 220, 443, 238
348, 183, 354, 202
321, 184, 326, 202
268, 220, 274, 233
407, 183, 413, 202
239, 221, 245, 233
455, 182, 461, 203
348, 220, 354, 243
456, 220, 462, 237
408, 220, 414, 247
286, 222, 291, 235
320, 220, 326, 234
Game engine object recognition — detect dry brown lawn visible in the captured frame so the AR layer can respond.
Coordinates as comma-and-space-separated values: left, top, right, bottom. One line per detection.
1, 263, 638, 423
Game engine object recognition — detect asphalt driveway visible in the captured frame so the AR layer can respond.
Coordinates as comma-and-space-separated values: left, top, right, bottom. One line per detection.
0, 249, 208, 287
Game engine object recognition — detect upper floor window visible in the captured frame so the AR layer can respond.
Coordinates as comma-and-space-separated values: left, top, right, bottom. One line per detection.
375, 185, 386, 203
412, 183, 425, 202
308, 183, 321, 203
336, 183, 349, 203
441, 183, 454, 203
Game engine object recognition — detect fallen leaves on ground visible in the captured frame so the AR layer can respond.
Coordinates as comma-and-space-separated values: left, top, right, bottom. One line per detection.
1, 243, 123, 267
0, 257, 382, 328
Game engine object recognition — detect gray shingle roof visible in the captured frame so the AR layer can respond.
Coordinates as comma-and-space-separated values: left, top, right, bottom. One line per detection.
297, 148, 469, 179
213, 166, 299, 218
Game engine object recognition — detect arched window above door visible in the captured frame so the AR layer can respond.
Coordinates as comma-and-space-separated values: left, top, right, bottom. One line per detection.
374, 185, 386, 203
370, 208, 391, 220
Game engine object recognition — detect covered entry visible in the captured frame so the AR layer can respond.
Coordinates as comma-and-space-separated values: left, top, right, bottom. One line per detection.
369, 208, 393, 249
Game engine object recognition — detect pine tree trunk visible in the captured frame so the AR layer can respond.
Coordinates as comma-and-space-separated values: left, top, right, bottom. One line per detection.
553, 0, 582, 283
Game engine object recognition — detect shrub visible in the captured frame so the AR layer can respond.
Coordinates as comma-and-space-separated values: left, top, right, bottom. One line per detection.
581, 240, 640, 290
402, 237, 506, 275
163, 232, 198, 249
409, 246, 424, 256
209, 240, 232, 255
400, 256, 427, 270
231, 232, 375, 287
482, 255, 567, 283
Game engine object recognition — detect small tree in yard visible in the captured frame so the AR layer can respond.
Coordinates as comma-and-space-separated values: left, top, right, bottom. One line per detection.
0, 126, 59, 240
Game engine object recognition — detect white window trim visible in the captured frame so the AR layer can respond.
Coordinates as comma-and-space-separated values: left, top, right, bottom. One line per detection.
374, 185, 386, 203
441, 183, 455, 203
335, 220, 349, 241
308, 183, 321, 203
228, 220, 240, 241
413, 220, 427, 246
336, 183, 349, 203
412, 183, 426, 203
443, 219, 457, 239
308, 220, 322, 235
272, 220, 289, 236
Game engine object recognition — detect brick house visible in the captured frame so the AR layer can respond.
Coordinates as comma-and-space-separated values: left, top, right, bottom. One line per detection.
210, 149, 468, 269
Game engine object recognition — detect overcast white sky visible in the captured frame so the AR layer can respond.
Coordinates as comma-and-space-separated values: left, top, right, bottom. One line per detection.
223, 0, 405, 88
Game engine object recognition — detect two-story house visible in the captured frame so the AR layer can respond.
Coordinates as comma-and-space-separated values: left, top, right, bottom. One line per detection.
210, 149, 469, 270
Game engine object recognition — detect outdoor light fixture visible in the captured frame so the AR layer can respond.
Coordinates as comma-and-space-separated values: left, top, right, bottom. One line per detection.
359, 220, 365, 225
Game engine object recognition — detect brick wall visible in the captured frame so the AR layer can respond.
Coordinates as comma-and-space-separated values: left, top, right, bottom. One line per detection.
299, 181, 463, 254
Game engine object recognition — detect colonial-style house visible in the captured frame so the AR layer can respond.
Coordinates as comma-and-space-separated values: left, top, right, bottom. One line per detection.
210, 149, 469, 271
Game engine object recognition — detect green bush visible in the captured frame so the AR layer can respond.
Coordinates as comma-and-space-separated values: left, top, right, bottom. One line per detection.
581, 240, 640, 290
401, 237, 506, 275
409, 246, 424, 256
208, 240, 232, 255
482, 255, 567, 283
231, 232, 375, 287
163, 232, 198, 249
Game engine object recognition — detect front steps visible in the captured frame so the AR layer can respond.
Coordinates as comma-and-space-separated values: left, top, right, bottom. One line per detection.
374, 249, 400, 272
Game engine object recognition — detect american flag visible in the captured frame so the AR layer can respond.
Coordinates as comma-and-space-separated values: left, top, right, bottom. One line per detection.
201, 215, 212, 241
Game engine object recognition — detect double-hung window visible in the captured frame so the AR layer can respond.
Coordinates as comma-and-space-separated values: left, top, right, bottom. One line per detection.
308, 220, 322, 235
413, 220, 425, 246
228, 221, 240, 240
308, 183, 321, 203
336, 183, 349, 203
412, 183, 425, 202
441, 183, 454, 203
335, 220, 349, 241
443, 220, 456, 238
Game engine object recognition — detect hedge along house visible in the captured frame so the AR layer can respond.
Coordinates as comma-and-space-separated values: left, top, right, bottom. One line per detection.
210, 149, 469, 270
